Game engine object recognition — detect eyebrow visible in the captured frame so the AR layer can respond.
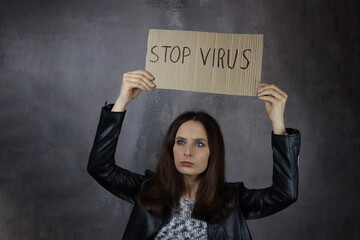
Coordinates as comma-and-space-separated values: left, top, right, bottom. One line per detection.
175, 136, 208, 143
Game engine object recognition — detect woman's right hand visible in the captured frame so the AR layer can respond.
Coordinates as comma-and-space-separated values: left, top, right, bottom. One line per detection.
111, 70, 155, 112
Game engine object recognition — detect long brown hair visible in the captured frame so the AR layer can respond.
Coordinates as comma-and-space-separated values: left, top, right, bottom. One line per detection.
137, 111, 234, 221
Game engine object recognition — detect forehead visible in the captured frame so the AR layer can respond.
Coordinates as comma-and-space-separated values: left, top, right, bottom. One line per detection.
176, 120, 208, 139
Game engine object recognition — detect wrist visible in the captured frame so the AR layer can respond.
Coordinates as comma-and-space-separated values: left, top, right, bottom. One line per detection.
272, 121, 286, 135
112, 98, 128, 112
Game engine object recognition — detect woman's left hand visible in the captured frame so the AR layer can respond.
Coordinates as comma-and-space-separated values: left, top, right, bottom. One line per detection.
257, 82, 287, 135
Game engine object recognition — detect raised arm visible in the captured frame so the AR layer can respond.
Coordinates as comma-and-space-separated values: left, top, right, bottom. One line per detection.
239, 128, 300, 219
257, 82, 288, 135
239, 83, 301, 219
87, 70, 156, 203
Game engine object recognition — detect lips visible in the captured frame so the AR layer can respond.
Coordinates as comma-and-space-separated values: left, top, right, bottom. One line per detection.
180, 161, 194, 167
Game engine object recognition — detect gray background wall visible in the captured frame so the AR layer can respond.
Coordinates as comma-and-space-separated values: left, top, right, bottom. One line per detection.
1, 0, 359, 239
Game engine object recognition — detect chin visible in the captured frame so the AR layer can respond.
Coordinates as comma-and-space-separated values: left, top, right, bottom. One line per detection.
176, 166, 202, 177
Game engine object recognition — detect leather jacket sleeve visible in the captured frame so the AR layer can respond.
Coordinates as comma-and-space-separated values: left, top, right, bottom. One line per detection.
88, 104, 301, 221
239, 128, 301, 220
87, 104, 153, 204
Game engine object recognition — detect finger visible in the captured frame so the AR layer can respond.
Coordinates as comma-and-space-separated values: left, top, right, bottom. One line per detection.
258, 83, 287, 99
258, 82, 270, 89
126, 72, 156, 88
133, 69, 154, 80
258, 95, 280, 104
257, 89, 285, 101
258, 82, 271, 94
258, 83, 279, 93
124, 75, 152, 91
124, 72, 154, 89
258, 82, 268, 87
126, 81, 149, 92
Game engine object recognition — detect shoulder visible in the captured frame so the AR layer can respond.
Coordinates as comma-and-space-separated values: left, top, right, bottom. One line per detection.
227, 182, 245, 197
228, 182, 244, 188
140, 170, 155, 188
145, 169, 155, 178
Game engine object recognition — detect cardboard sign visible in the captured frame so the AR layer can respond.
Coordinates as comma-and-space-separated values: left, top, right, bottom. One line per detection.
145, 29, 263, 96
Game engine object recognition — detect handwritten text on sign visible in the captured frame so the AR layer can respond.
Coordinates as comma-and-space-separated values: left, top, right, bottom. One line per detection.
149, 46, 251, 70
145, 29, 263, 96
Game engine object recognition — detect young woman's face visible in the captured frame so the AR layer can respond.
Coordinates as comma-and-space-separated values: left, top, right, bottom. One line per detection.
173, 120, 210, 178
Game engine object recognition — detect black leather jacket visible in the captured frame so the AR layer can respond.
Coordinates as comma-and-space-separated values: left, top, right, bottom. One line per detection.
88, 104, 301, 240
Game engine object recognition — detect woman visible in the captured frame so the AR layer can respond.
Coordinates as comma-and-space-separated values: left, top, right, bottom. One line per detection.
88, 69, 301, 240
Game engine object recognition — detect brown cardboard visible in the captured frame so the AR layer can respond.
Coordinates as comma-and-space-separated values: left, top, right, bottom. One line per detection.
145, 29, 263, 96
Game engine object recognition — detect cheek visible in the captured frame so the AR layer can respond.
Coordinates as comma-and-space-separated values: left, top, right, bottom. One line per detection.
172, 146, 181, 160
200, 152, 210, 169
173, 147, 185, 172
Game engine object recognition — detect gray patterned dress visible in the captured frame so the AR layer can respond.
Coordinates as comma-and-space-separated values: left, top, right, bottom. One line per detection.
155, 198, 208, 240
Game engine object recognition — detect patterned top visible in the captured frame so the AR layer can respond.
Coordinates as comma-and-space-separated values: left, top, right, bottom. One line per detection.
155, 198, 208, 240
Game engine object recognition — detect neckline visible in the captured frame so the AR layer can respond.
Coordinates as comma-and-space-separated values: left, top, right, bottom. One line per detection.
180, 197, 195, 202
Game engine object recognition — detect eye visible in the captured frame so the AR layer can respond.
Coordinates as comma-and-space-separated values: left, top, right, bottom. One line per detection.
176, 140, 185, 145
195, 141, 205, 147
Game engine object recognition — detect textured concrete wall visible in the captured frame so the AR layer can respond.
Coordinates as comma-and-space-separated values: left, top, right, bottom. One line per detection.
1, 0, 359, 239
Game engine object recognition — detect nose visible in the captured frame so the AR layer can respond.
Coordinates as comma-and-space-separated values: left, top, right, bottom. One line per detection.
184, 145, 192, 157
